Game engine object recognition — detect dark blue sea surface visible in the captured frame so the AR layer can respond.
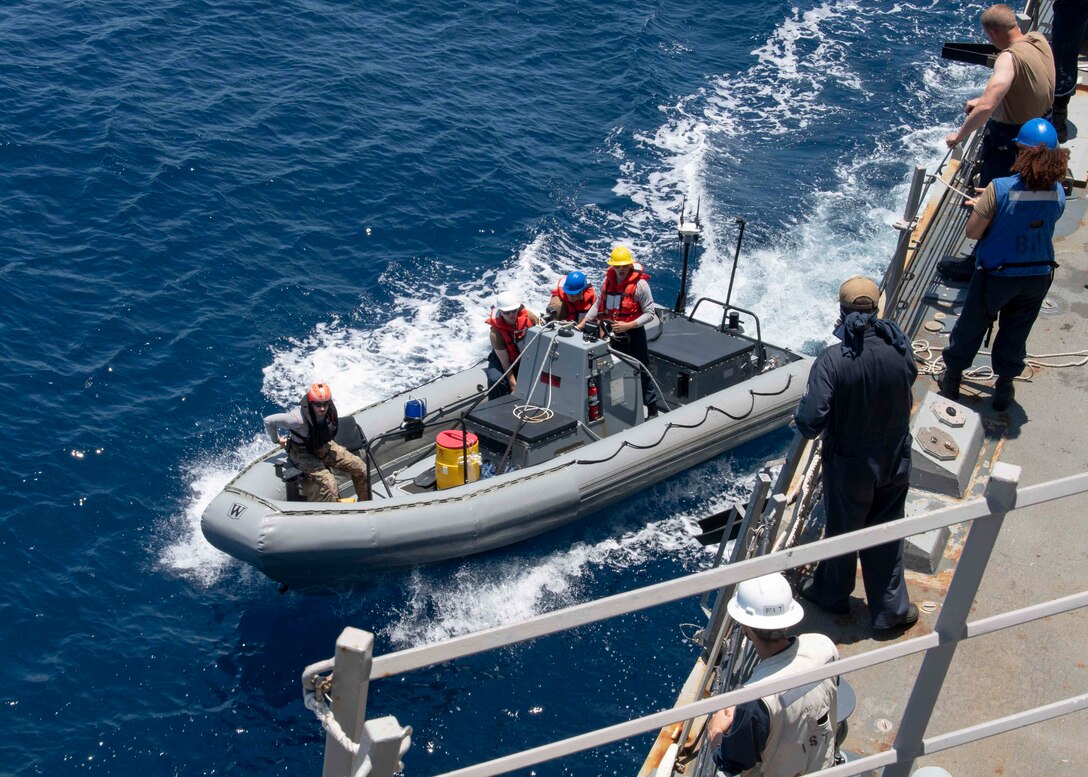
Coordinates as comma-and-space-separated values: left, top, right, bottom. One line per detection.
1, 0, 988, 774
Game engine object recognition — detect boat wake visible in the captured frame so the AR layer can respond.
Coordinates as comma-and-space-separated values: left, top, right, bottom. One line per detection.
160, 0, 984, 592
157, 435, 269, 587
381, 457, 755, 648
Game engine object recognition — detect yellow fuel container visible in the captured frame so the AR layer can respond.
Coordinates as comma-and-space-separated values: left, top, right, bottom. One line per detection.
435, 429, 481, 489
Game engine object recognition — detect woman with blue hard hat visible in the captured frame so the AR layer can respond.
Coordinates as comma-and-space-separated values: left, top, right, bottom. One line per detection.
940, 118, 1070, 411
546, 270, 596, 324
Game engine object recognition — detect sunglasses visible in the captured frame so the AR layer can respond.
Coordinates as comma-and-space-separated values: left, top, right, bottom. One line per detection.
312, 401, 331, 409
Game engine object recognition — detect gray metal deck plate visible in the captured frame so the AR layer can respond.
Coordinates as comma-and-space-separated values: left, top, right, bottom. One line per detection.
923, 275, 970, 305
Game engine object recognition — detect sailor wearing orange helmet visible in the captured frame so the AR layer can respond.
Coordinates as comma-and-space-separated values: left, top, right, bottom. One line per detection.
263, 383, 370, 502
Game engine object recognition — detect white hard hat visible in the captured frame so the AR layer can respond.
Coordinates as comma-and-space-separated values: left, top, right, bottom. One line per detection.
911, 769, 953, 777
496, 291, 521, 313
727, 573, 804, 630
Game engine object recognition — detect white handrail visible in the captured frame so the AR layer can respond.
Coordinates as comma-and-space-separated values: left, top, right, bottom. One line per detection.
369, 470, 1088, 679
307, 467, 1088, 777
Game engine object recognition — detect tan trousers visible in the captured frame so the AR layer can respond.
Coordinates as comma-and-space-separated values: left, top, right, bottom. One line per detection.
288, 440, 370, 502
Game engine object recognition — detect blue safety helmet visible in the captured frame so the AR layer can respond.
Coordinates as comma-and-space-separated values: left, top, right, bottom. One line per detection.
562, 271, 589, 295
1014, 118, 1058, 149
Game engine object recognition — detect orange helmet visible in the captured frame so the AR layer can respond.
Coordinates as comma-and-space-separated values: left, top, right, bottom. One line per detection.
307, 383, 333, 403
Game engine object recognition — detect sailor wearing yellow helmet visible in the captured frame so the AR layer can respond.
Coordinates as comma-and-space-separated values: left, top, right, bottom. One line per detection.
578, 245, 662, 418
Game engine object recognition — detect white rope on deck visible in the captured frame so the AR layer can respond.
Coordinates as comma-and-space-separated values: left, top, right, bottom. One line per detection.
913, 338, 1088, 382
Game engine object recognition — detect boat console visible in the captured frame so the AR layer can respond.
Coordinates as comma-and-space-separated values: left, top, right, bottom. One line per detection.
463, 323, 644, 471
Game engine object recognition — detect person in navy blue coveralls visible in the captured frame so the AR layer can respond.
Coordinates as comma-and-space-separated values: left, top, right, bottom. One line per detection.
1049, 0, 1088, 142
794, 277, 919, 632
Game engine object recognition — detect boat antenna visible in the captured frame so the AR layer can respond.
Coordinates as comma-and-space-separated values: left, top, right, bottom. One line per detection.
724, 216, 746, 309
673, 198, 702, 315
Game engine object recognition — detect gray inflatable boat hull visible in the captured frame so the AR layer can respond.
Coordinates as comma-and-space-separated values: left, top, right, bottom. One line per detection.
202, 358, 809, 587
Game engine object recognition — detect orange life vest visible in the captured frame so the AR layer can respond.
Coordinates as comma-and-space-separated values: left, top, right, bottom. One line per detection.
485, 308, 534, 365
551, 280, 597, 322
598, 264, 649, 323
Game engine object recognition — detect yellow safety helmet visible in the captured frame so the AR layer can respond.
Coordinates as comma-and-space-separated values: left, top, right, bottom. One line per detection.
608, 245, 634, 266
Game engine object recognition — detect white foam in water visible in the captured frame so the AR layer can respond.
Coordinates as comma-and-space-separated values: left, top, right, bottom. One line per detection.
611, 3, 880, 342
260, 237, 576, 410
165, 1, 984, 595
615, 0, 983, 350
382, 459, 753, 647
158, 434, 270, 586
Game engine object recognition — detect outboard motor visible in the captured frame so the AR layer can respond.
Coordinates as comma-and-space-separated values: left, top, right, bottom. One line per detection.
403, 397, 427, 441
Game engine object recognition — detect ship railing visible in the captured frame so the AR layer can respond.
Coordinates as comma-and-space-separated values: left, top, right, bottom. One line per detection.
879, 128, 980, 327
302, 463, 1088, 777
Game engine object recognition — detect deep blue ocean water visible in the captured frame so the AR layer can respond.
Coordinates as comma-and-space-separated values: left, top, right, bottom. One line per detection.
1, 1, 991, 774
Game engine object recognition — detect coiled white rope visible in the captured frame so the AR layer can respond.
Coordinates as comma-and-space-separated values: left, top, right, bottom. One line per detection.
510, 319, 563, 424
913, 338, 1088, 382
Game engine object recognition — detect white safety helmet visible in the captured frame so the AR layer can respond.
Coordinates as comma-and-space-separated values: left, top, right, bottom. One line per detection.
727, 573, 804, 630
496, 291, 521, 313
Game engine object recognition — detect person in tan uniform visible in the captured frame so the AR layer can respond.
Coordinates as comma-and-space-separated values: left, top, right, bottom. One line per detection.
945, 4, 1055, 188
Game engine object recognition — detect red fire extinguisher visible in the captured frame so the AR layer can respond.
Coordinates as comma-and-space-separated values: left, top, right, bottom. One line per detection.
587, 377, 601, 421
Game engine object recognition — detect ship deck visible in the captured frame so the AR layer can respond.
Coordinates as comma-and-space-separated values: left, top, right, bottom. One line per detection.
805, 85, 1088, 777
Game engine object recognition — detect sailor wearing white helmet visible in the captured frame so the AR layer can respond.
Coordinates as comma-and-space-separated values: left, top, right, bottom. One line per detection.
484, 291, 540, 400
707, 573, 839, 777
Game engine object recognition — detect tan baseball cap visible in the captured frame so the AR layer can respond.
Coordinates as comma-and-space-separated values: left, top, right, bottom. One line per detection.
838, 276, 879, 312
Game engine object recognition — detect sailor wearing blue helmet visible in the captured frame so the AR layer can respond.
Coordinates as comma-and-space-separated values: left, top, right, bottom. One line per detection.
545, 270, 597, 324
941, 117, 1069, 411
563, 271, 589, 295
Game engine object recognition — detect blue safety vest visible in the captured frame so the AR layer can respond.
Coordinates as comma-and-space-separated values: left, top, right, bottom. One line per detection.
976, 174, 1064, 277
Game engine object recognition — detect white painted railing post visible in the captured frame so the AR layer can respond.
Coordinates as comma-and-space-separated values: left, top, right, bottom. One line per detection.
323, 628, 374, 777
883, 463, 1021, 777
352, 716, 412, 777
882, 165, 927, 318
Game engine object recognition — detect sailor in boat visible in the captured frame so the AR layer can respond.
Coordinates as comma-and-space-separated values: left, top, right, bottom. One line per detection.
940, 118, 1068, 412
578, 245, 662, 418
484, 291, 541, 400
262, 382, 370, 502
706, 573, 839, 777
544, 270, 596, 324
793, 277, 919, 632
